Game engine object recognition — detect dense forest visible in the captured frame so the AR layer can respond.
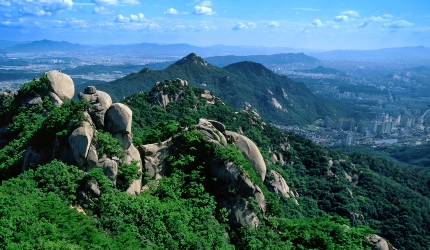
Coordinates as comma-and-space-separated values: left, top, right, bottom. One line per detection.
1, 75, 430, 249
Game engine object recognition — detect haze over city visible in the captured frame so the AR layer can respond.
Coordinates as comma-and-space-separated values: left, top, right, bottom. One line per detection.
1, 0, 430, 49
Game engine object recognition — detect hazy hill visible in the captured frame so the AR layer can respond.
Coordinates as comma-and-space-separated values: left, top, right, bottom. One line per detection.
5, 40, 88, 53
297, 66, 344, 75
312, 46, 430, 61
204, 53, 319, 67
93, 53, 347, 125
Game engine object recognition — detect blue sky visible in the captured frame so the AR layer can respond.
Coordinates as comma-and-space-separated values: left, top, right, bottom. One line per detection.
1, 0, 429, 49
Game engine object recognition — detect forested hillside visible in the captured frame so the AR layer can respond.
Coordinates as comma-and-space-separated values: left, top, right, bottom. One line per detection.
93, 53, 354, 126
1, 74, 430, 249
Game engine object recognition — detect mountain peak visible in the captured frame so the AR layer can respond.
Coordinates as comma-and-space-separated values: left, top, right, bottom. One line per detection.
173, 53, 210, 66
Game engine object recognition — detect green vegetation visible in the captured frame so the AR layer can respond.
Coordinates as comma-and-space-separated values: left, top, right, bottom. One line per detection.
93, 54, 356, 126
18, 74, 51, 96
1, 76, 430, 249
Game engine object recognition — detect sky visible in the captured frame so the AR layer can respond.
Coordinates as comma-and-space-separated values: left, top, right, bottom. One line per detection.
1, 0, 429, 50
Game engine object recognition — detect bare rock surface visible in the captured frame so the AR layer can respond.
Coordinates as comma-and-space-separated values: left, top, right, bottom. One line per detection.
366, 234, 397, 250
139, 140, 170, 180
46, 70, 74, 101
125, 144, 143, 195
224, 131, 266, 181
105, 103, 132, 134
68, 120, 94, 169
268, 170, 293, 198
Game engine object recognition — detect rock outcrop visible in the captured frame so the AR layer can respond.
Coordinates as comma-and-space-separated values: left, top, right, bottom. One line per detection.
139, 140, 170, 180
46, 70, 74, 102
78, 86, 112, 129
68, 118, 94, 170
366, 234, 397, 250
224, 131, 266, 181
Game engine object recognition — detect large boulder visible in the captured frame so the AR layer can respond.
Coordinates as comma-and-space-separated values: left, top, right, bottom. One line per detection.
196, 118, 227, 146
46, 70, 74, 101
268, 170, 294, 198
78, 87, 112, 129
139, 140, 169, 180
224, 131, 266, 181
105, 103, 132, 134
210, 161, 266, 227
68, 120, 94, 169
366, 234, 397, 250
124, 144, 143, 195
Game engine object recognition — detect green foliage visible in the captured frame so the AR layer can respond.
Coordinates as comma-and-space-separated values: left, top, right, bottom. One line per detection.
95, 130, 125, 159
18, 74, 51, 96
117, 160, 141, 191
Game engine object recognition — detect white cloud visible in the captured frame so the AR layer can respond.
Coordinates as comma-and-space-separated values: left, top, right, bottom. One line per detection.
93, 6, 115, 14
193, 5, 215, 15
358, 16, 385, 28
384, 20, 414, 28
232, 22, 255, 30
358, 21, 370, 28
369, 16, 384, 22
383, 14, 393, 18
19, 6, 51, 16
334, 15, 348, 22
164, 8, 188, 15
311, 19, 322, 27
115, 14, 130, 22
164, 8, 178, 14
0, 0, 11, 6
341, 10, 359, 17
268, 21, 279, 27
92, 0, 139, 5
130, 13, 145, 22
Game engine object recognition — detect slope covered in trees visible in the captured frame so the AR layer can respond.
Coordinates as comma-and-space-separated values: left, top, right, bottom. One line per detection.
1, 75, 430, 249
93, 53, 353, 126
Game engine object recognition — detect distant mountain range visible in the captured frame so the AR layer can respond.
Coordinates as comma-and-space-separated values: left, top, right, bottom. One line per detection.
204, 53, 319, 67
3, 40, 429, 61
92, 53, 351, 125
310, 46, 430, 61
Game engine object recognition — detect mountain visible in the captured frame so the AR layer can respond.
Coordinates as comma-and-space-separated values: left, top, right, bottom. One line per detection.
93, 53, 348, 126
5, 39, 88, 53
204, 53, 320, 67
311, 46, 430, 61
1, 74, 430, 249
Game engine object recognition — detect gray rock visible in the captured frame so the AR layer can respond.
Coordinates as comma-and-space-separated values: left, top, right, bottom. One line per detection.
23, 96, 43, 106
224, 131, 267, 181
86, 145, 98, 171
46, 70, 74, 101
232, 202, 259, 228
22, 145, 50, 172
196, 118, 227, 146
84, 86, 97, 94
139, 141, 169, 180
268, 170, 292, 198
78, 90, 112, 129
47, 91, 63, 106
113, 133, 132, 150
124, 144, 143, 195
105, 103, 132, 134
101, 158, 118, 183
68, 121, 94, 169
208, 120, 226, 132
365, 234, 397, 250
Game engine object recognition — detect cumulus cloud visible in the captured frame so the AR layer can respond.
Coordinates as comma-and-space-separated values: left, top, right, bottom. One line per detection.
10, 0, 73, 16
115, 14, 130, 22
384, 20, 414, 29
311, 19, 322, 27
199, 0, 212, 6
92, 0, 139, 5
334, 15, 348, 22
268, 21, 279, 27
130, 13, 145, 22
232, 22, 255, 30
164, 8, 188, 15
341, 10, 359, 17
93, 6, 115, 14
115, 13, 145, 22
193, 5, 215, 15
358, 16, 385, 28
